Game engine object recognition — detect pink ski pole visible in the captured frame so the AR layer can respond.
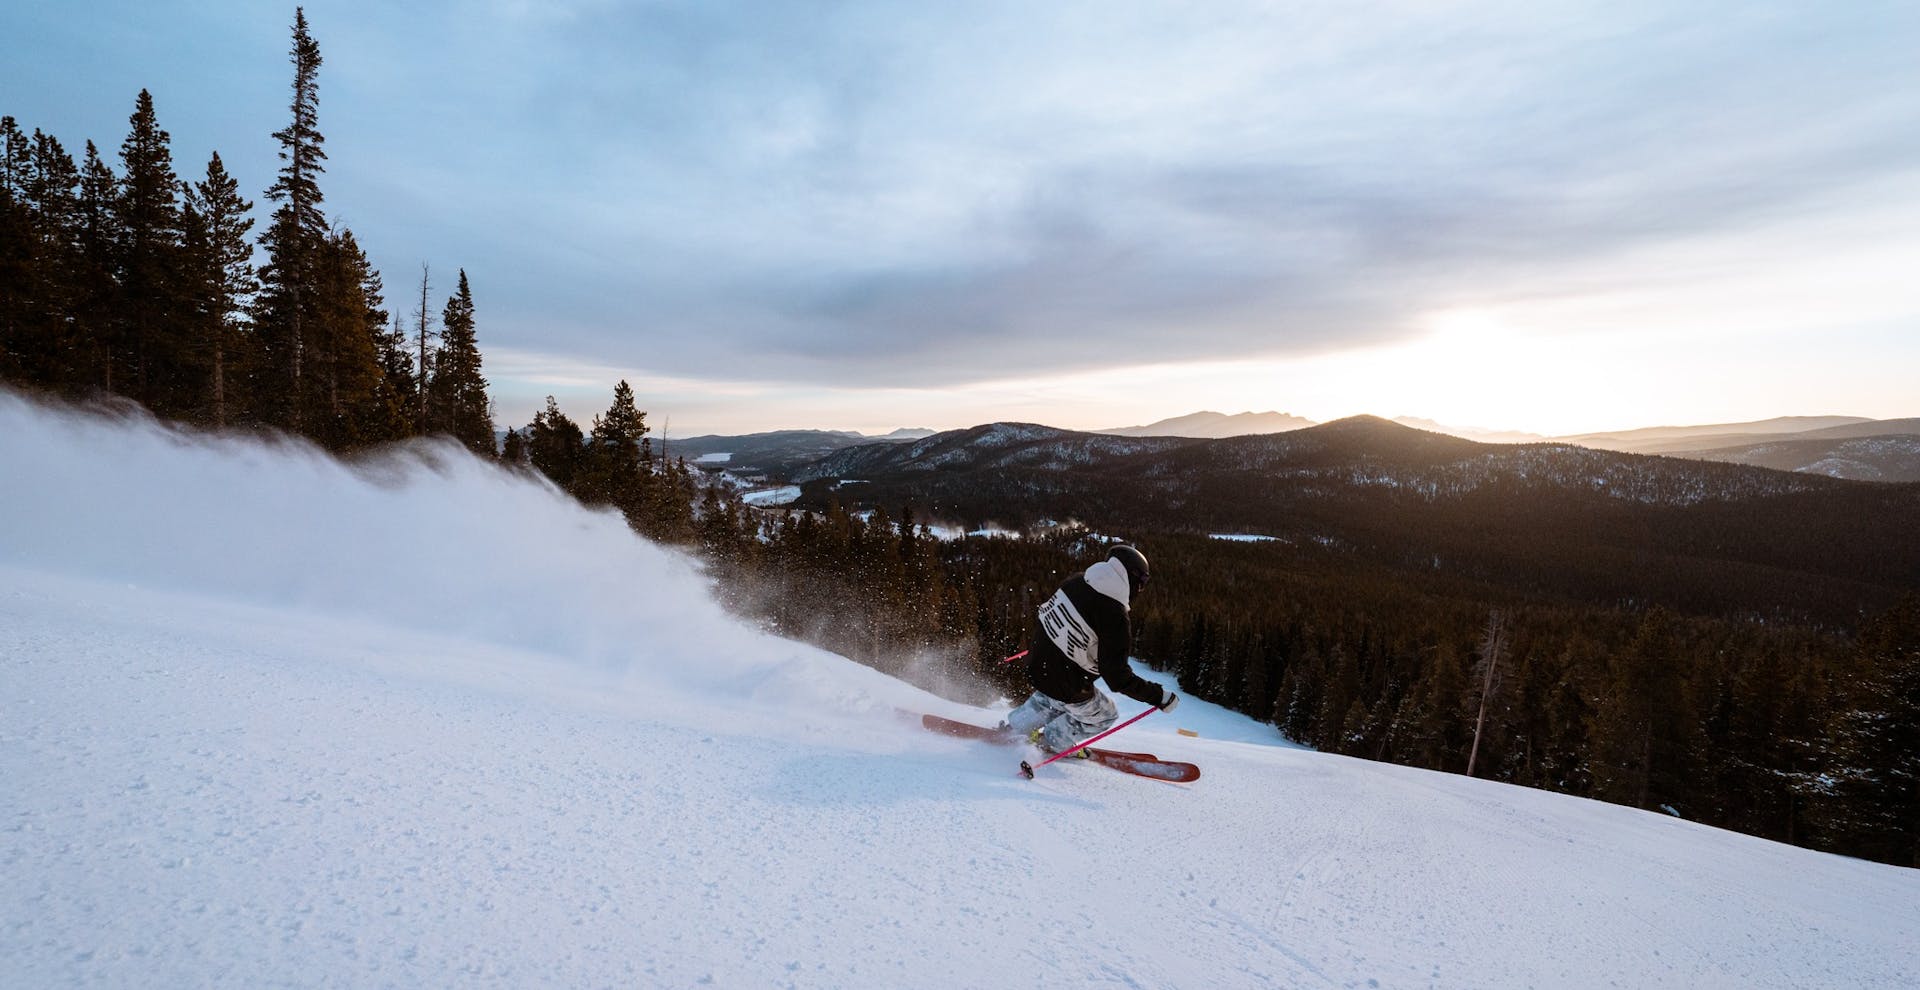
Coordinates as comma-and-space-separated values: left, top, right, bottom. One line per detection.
1000, 649, 1028, 664
1019, 705, 1159, 779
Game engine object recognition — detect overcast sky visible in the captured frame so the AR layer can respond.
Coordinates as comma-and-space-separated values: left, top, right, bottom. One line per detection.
5, 1, 1918, 436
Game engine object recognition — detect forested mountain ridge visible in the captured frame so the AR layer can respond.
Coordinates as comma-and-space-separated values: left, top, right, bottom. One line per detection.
669, 429, 916, 478
786, 415, 1920, 626
793, 421, 1203, 480
792, 413, 1875, 510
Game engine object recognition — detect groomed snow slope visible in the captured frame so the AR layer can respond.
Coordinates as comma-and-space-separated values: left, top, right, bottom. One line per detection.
3, 393, 1917, 989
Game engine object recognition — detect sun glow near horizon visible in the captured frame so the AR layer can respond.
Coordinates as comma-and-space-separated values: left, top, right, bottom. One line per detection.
490, 309, 1913, 440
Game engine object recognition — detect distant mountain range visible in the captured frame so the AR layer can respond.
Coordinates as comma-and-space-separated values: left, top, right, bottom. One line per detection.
1553, 416, 1920, 482
678, 412, 1920, 483
1085, 411, 1920, 482
1096, 410, 1541, 443
1099, 410, 1317, 438
779, 415, 1920, 625
1550, 416, 1880, 454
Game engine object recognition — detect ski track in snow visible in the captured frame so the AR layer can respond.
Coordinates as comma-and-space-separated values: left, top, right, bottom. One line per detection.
4, 391, 1919, 989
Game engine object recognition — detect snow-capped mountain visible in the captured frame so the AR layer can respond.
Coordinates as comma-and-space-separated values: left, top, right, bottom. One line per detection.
5, 391, 1916, 988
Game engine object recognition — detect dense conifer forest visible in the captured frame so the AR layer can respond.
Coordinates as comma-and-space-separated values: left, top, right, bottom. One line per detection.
3, 8, 1914, 868
0, 10, 488, 450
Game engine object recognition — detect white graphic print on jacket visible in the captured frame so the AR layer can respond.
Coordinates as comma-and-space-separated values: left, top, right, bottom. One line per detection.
1037, 558, 1132, 677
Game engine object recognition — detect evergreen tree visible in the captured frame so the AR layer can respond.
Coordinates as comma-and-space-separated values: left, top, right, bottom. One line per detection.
180, 151, 255, 426
31, 131, 84, 385
1588, 609, 1704, 812
4, 127, 83, 388
649, 454, 699, 544
697, 484, 757, 591
73, 142, 121, 391
527, 395, 584, 489
115, 89, 188, 411
425, 268, 492, 454
0, 116, 26, 194
1399, 642, 1468, 770
580, 378, 646, 498
0, 117, 32, 379
372, 311, 417, 440
412, 263, 434, 434
255, 7, 329, 430
1314, 643, 1358, 746
304, 228, 390, 447
500, 425, 528, 467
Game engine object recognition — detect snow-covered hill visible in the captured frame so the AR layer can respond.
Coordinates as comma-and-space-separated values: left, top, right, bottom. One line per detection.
3, 392, 1917, 989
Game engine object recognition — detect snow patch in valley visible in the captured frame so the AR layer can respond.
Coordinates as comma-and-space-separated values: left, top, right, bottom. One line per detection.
924, 523, 1023, 541
739, 484, 801, 506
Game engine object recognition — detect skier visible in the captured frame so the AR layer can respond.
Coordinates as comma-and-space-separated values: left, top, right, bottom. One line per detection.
1003, 544, 1179, 754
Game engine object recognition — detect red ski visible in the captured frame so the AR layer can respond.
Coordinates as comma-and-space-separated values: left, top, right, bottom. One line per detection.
919, 713, 1201, 784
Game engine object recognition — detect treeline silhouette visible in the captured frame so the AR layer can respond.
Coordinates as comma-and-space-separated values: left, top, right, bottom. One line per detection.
0, 9, 492, 455
4, 9, 1913, 869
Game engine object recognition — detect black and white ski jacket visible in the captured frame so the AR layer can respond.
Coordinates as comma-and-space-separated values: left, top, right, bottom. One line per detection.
1026, 558, 1169, 708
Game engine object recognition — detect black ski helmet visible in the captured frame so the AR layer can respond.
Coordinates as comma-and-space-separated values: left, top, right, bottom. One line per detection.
1109, 544, 1150, 595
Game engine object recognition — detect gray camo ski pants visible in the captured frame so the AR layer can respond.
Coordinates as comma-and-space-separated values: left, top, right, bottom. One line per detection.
1005, 689, 1117, 754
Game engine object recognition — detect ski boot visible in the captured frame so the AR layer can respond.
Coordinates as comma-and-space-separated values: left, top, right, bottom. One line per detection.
1029, 727, 1091, 758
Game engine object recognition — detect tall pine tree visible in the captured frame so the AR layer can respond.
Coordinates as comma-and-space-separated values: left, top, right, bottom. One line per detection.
304, 228, 388, 448
372, 311, 417, 440
74, 142, 121, 391
26, 131, 83, 390
426, 269, 492, 454
180, 151, 255, 427
0, 124, 85, 388
527, 395, 584, 488
255, 7, 328, 430
578, 378, 648, 510
115, 89, 188, 412
0, 117, 31, 380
